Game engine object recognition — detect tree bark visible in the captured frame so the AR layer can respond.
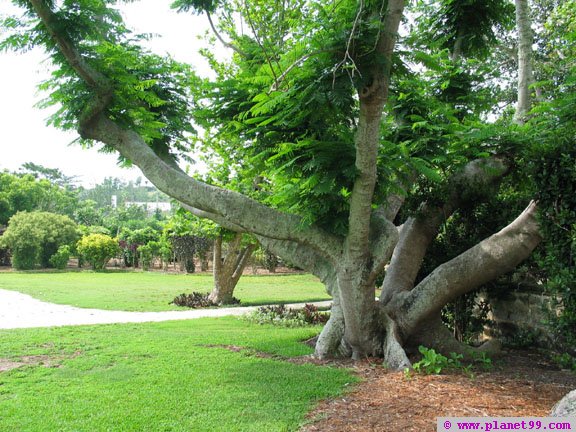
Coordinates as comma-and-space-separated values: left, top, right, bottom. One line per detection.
209, 233, 255, 305
514, 0, 534, 123
388, 201, 542, 339
380, 157, 510, 305
338, 0, 406, 360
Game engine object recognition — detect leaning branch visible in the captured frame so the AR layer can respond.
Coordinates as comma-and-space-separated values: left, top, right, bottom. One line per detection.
29, 0, 108, 90
82, 115, 343, 262
380, 157, 510, 305
206, 10, 247, 57
30, 1, 344, 264
390, 201, 542, 336
28, 0, 113, 127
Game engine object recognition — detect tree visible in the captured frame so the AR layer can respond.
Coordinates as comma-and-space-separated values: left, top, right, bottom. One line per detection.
19, 162, 79, 189
0, 171, 78, 225
2, 0, 552, 366
209, 231, 256, 304
77, 233, 120, 270
0, 211, 78, 270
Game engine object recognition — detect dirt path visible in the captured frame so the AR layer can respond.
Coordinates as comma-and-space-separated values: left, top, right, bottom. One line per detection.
0, 288, 332, 329
300, 350, 576, 432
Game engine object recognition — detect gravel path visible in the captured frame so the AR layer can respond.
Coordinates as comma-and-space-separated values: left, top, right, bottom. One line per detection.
0, 289, 332, 330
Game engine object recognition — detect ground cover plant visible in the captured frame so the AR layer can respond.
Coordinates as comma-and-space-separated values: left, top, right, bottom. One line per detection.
0, 272, 330, 311
0, 318, 354, 432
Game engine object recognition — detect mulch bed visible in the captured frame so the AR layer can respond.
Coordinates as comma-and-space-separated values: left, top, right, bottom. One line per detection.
300, 349, 576, 432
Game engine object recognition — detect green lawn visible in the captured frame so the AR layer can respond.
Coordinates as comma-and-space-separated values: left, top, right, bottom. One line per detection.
0, 271, 331, 311
0, 318, 355, 431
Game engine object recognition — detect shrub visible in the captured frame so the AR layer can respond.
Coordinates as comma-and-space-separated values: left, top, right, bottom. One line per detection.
137, 243, 154, 271
49, 245, 71, 270
408, 346, 492, 377
0, 211, 78, 270
412, 346, 453, 375
244, 304, 329, 327
77, 234, 120, 270
170, 292, 232, 308
531, 140, 576, 358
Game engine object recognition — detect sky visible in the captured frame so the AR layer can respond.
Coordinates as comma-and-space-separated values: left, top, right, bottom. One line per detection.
0, 0, 222, 187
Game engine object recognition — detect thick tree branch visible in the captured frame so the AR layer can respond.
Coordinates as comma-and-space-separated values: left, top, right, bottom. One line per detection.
389, 201, 542, 337
81, 115, 343, 262
514, 0, 535, 123
380, 157, 510, 305
181, 204, 246, 233
255, 236, 334, 284
30, 2, 343, 263
346, 0, 405, 260
28, 0, 113, 127
367, 209, 399, 285
29, 0, 109, 90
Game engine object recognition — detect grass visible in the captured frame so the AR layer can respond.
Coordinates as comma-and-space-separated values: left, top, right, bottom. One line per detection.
0, 318, 356, 431
0, 271, 331, 311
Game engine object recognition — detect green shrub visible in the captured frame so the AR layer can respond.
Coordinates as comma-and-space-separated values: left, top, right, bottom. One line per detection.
49, 245, 71, 270
0, 211, 78, 270
412, 346, 453, 375
10, 243, 40, 270
77, 234, 120, 270
170, 292, 226, 308
244, 304, 329, 327
531, 140, 576, 358
137, 243, 154, 271
408, 346, 492, 376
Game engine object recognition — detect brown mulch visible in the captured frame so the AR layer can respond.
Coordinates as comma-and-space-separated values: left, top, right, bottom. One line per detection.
300, 349, 576, 432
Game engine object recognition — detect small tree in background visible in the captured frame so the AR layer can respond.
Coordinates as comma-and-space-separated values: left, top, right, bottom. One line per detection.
0, 211, 78, 270
209, 231, 256, 305
77, 233, 120, 270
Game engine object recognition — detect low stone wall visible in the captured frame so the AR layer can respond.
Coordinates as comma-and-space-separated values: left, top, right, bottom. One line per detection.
480, 287, 558, 348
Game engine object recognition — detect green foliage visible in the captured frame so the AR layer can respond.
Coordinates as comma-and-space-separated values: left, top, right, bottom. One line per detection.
2, 1, 197, 163
244, 304, 329, 327
412, 346, 453, 375
420, 0, 515, 60
530, 142, 576, 355
553, 353, 576, 371
0, 211, 78, 270
170, 291, 237, 308
48, 245, 71, 270
409, 346, 491, 376
0, 171, 78, 226
523, 6, 576, 358
252, 248, 280, 273
77, 233, 120, 270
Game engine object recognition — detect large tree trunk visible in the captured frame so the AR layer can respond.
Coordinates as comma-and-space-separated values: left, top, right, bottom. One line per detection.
515, 0, 535, 123
209, 233, 255, 305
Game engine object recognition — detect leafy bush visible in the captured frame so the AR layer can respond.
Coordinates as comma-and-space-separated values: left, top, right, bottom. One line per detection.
409, 346, 491, 376
77, 234, 120, 270
49, 245, 71, 270
244, 304, 329, 327
0, 211, 78, 269
412, 346, 454, 375
531, 140, 576, 358
137, 243, 154, 270
170, 292, 239, 308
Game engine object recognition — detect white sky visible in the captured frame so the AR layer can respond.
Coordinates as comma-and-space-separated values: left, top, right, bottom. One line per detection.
0, 0, 222, 187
